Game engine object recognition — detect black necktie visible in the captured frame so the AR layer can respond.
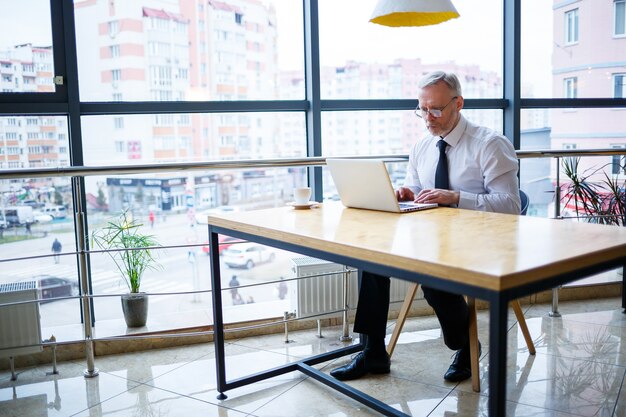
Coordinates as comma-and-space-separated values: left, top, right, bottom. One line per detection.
435, 139, 449, 190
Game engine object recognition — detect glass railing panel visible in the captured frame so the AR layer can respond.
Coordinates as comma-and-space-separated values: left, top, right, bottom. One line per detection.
0, 173, 79, 340
83, 166, 309, 334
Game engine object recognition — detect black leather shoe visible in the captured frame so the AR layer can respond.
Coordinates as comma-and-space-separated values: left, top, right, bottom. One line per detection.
330, 351, 390, 381
444, 342, 481, 382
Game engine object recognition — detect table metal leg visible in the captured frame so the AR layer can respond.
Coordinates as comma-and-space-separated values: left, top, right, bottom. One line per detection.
549, 287, 561, 317
489, 296, 509, 416
299, 363, 406, 417
622, 263, 626, 313
209, 227, 228, 400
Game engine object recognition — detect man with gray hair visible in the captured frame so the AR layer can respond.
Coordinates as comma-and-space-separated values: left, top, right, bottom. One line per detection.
330, 71, 520, 383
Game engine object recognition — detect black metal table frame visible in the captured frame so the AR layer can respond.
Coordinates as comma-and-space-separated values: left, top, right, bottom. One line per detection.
208, 224, 626, 417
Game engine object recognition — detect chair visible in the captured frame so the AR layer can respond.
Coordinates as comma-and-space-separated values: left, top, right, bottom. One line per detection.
386, 190, 536, 392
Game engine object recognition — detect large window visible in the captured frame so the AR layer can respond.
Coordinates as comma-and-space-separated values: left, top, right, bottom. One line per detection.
81, 112, 306, 165
616, 0, 626, 36
529, 2, 626, 99
318, 0, 503, 99
564, 77, 578, 98
611, 144, 626, 174
614, 73, 626, 97
1, 0, 626, 336
0, 0, 54, 94
75, 0, 304, 102
565, 9, 579, 44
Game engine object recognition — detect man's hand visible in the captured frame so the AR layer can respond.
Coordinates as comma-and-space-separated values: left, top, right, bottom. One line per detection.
415, 189, 460, 206
395, 187, 415, 202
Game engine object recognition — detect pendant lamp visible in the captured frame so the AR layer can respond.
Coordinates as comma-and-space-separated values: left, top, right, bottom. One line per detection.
370, 0, 460, 27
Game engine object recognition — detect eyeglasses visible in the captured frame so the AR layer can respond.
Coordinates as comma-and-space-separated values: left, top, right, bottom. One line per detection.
415, 96, 458, 119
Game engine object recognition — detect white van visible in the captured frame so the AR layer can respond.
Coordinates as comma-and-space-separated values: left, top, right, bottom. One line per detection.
41, 205, 67, 219
1, 206, 34, 226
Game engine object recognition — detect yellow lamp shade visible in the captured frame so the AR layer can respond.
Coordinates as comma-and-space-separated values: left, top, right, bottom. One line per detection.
370, 0, 460, 27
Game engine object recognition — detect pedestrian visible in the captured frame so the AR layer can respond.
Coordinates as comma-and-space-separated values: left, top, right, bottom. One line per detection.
148, 210, 155, 228
51, 238, 62, 264
277, 277, 288, 300
228, 275, 240, 300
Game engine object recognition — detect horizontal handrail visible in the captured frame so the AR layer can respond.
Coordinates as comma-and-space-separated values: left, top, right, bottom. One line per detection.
0, 148, 624, 180
0, 155, 405, 180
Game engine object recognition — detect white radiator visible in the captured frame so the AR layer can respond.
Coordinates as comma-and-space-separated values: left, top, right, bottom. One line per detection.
0, 281, 42, 358
290, 256, 422, 318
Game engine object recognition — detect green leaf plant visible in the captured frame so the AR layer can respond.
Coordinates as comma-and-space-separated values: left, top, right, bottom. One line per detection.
92, 210, 162, 293
561, 157, 626, 227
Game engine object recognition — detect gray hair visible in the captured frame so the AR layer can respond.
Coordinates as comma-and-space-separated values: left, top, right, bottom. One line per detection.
418, 71, 462, 96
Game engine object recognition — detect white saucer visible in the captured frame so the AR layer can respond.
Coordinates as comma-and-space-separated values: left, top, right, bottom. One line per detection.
288, 201, 319, 210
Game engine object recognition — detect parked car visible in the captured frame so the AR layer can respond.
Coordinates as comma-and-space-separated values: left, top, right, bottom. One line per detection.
222, 243, 276, 269
201, 235, 239, 255
194, 206, 239, 225
40, 205, 67, 219
32, 211, 54, 223
33, 275, 79, 301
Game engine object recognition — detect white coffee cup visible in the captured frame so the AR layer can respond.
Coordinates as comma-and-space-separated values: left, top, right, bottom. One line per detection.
293, 187, 312, 205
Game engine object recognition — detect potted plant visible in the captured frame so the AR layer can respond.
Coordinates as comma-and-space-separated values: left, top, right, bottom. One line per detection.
92, 210, 161, 327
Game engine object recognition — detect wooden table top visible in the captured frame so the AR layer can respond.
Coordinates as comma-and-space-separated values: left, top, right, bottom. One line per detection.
207, 201, 626, 292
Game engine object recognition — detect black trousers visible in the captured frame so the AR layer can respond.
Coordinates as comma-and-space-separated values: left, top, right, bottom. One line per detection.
354, 271, 470, 351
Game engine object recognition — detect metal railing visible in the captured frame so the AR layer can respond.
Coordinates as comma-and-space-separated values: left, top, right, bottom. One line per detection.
1, 148, 625, 376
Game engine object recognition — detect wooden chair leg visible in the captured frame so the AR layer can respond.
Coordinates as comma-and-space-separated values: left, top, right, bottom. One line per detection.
387, 288, 534, 395
512, 300, 536, 355
387, 282, 419, 357
467, 296, 480, 393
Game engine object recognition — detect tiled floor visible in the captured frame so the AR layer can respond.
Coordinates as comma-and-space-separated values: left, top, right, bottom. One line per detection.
2, 297, 626, 416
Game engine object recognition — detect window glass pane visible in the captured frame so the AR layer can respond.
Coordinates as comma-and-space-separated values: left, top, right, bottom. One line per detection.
0, 0, 54, 93
0, 116, 70, 169
521, 108, 626, 151
0, 170, 78, 336
614, 73, 626, 97
318, 0, 503, 99
610, 144, 626, 174
564, 77, 578, 98
81, 112, 305, 165
617, 0, 626, 35
520, 108, 626, 218
565, 9, 579, 44
322, 109, 502, 157
74, 0, 304, 101
523, 2, 626, 98
84, 166, 306, 333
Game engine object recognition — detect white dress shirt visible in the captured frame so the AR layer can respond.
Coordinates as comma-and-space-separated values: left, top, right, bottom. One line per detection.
404, 114, 521, 214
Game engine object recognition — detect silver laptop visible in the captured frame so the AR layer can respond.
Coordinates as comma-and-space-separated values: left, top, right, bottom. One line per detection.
326, 158, 438, 213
